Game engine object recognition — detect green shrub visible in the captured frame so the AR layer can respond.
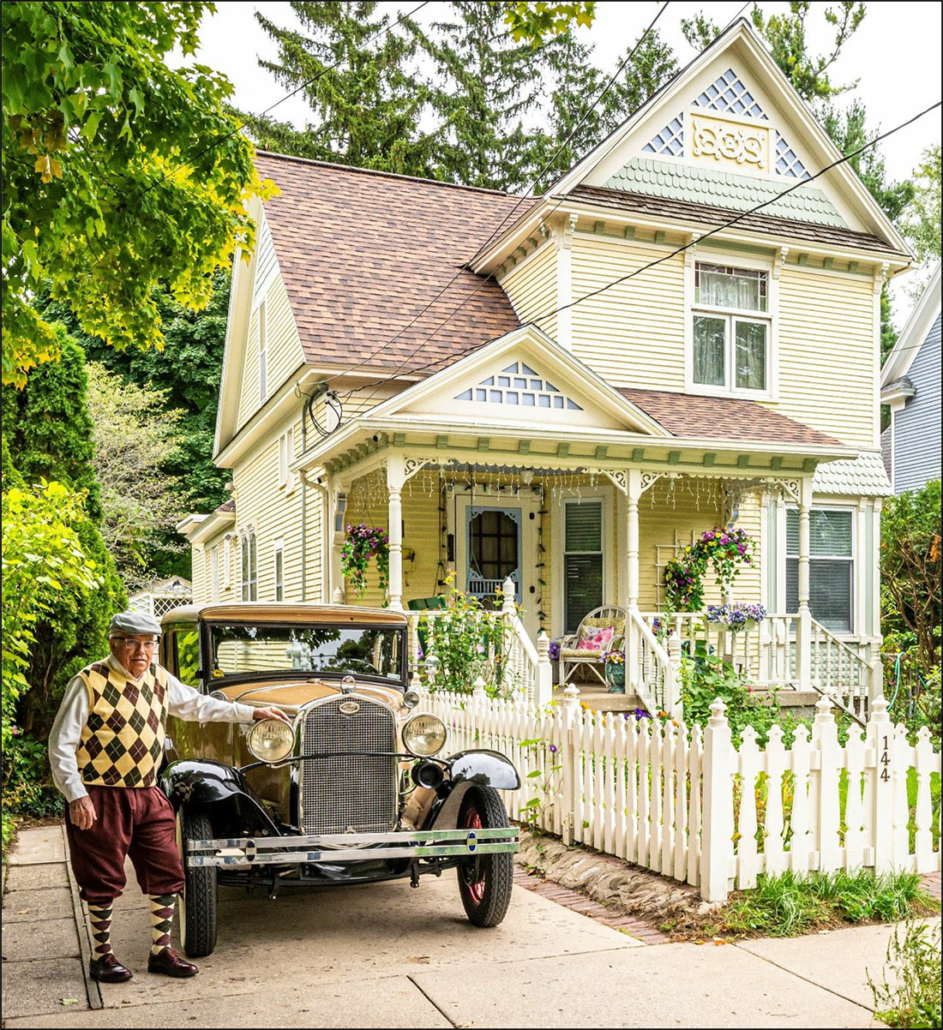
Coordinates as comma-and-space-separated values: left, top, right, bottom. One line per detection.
2, 730, 64, 820
869, 917, 942, 1029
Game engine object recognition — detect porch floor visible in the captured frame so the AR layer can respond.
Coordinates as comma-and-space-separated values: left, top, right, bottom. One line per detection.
554, 682, 825, 715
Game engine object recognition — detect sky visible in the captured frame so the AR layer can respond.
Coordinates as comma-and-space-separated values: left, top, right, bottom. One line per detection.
174, 1, 942, 317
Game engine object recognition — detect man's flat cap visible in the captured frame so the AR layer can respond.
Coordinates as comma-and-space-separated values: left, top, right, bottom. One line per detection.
108, 611, 163, 638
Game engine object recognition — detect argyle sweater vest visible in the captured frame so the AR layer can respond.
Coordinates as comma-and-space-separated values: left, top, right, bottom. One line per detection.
74, 662, 170, 788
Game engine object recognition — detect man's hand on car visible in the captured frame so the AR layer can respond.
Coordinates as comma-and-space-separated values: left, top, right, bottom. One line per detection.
252, 707, 292, 724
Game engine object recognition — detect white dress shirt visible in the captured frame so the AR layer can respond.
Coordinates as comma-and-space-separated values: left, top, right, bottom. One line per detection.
49, 653, 255, 803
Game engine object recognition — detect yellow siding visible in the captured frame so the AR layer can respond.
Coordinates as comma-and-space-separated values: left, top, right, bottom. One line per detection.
775, 267, 875, 447
570, 237, 687, 390
499, 242, 558, 341
191, 544, 206, 604
236, 273, 305, 433
232, 416, 310, 603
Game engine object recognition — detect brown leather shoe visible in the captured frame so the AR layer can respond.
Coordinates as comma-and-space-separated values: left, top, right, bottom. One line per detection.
147, 947, 199, 978
89, 952, 133, 983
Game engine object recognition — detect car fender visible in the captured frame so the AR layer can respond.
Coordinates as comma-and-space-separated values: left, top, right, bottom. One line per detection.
422, 750, 520, 831
160, 759, 280, 836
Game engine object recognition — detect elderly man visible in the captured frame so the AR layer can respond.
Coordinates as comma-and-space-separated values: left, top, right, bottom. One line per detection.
49, 610, 289, 983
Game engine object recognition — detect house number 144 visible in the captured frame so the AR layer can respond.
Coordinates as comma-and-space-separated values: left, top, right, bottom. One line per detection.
881, 735, 891, 782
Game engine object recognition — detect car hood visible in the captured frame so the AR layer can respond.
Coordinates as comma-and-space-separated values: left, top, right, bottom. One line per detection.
214, 679, 405, 713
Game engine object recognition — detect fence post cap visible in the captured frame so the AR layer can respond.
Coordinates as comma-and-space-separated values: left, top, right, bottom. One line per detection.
869, 695, 889, 721
814, 694, 835, 720
707, 697, 727, 726
472, 675, 487, 699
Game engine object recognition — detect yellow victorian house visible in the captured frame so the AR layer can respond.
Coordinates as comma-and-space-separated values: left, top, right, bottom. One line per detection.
179, 20, 910, 717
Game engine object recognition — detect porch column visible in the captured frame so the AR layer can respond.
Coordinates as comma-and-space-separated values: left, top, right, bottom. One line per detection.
625, 470, 642, 692
387, 454, 405, 611
796, 476, 813, 689
330, 479, 348, 603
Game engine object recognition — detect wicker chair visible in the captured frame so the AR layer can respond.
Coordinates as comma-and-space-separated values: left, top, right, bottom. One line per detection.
558, 606, 627, 687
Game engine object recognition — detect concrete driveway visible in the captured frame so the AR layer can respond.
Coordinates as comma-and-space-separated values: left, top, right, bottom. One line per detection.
2, 825, 918, 1028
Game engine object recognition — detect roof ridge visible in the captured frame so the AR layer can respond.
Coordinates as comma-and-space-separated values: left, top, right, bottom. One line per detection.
255, 150, 529, 199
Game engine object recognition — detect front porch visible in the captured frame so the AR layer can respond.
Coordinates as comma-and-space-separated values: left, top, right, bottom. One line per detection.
297, 443, 879, 720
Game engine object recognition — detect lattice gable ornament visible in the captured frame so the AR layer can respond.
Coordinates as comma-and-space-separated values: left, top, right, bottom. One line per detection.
638, 67, 810, 179
454, 361, 583, 411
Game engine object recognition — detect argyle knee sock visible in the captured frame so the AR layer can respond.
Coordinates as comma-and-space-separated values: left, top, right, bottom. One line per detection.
148, 893, 176, 956
87, 901, 114, 957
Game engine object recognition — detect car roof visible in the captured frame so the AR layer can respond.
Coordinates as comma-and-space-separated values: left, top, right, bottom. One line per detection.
160, 602, 409, 627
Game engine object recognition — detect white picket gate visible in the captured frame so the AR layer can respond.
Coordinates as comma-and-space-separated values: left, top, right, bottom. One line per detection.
424, 687, 942, 903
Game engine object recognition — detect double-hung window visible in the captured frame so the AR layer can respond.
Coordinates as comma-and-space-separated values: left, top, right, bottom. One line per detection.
563, 500, 604, 634
786, 508, 854, 633
692, 262, 770, 395
241, 530, 258, 601
274, 540, 284, 602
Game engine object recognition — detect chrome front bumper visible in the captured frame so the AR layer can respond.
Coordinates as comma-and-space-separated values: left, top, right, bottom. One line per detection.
187, 827, 520, 867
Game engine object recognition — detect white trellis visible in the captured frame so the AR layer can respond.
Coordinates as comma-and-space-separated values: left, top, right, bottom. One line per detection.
128, 577, 192, 619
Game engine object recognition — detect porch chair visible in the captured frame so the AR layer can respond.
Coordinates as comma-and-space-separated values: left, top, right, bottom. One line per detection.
558, 606, 627, 688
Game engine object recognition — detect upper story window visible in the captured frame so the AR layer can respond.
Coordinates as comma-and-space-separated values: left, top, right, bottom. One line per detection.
692, 261, 771, 396
258, 299, 267, 405
278, 426, 294, 489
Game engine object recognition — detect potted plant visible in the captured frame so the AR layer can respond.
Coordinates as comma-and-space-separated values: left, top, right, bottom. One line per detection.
603, 649, 625, 693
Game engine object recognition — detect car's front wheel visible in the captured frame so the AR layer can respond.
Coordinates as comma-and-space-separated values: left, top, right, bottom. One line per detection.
457, 786, 514, 927
175, 807, 218, 958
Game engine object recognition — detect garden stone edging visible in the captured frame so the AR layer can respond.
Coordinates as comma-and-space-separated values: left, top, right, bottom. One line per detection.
517, 827, 715, 923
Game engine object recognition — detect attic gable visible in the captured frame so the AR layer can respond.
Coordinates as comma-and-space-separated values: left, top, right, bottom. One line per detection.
473, 20, 910, 270
369, 325, 668, 436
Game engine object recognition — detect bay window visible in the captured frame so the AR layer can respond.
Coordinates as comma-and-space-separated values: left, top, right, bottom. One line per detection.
786, 508, 854, 633
692, 262, 770, 395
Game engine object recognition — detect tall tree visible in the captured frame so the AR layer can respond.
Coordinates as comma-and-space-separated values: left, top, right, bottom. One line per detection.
411, 2, 553, 191
85, 364, 184, 588
681, 2, 865, 102
1, 1, 272, 386
535, 27, 677, 186
3, 334, 125, 736
246, 1, 436, 176
901, 144, 942, 300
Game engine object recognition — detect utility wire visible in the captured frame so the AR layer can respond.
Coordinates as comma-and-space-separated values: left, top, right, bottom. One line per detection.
340, 99, 936, 401
137, 1, 431, 199
317, 1, 672, 394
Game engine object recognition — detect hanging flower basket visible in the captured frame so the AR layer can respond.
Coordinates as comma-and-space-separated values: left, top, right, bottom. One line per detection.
706, 603, 767, 632
340, 522, 389, 598
664, 527, 756, 612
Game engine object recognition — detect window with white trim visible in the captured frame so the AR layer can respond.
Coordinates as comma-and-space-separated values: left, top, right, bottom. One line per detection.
258, 299, 267, 405
278, 427, 294, 489
692, 261, 770, 395
785, 508, 854, 633
274, 539, 284, 602
563, 500, 604, 634
210, 544, 219, 603
222, 534, 232, 589
241, 529, 258, 601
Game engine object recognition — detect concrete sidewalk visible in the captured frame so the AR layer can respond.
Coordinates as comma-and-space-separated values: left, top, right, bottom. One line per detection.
3, 825, 937, 1028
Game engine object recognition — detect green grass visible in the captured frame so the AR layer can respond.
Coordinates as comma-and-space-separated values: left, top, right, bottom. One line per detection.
712, 870, 938, 939
869, 918, 942, 1029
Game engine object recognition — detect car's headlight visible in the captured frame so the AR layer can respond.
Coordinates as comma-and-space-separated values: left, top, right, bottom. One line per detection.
402, 713, 447, 757
246, 719, 294, 763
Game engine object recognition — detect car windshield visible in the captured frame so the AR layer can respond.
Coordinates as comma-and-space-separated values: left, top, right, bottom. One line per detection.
208, 623, 405, 684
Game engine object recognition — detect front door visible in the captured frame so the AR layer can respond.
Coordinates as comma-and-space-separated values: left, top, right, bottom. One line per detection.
466, 506, 522, 604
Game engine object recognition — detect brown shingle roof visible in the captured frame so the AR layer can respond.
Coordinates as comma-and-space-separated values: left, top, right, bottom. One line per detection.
619, 388, 846, 447
569, 185, 908, 257
256, 153, 531, 374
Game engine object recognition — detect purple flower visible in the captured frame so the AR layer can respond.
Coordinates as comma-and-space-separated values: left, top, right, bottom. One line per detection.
634, 708, 652, 720
549, 744, 558, 753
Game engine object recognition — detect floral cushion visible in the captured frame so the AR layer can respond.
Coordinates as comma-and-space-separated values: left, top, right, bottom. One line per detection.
581, 616, 625, 636
561, 647, 612, 658
577, 626, 614, 651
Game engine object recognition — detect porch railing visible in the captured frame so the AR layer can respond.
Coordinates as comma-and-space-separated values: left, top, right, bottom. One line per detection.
405, 578, 552, 705
638, 611, 872, 723
628, 611, 675, 716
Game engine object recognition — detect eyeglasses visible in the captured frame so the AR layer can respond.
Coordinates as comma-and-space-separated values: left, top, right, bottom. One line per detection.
113, 638, 158, 653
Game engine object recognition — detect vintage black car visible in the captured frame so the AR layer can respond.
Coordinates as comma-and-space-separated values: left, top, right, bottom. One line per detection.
158, 603, 520, 957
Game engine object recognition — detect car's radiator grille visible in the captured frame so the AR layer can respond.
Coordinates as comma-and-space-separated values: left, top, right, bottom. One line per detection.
300, 697, 398, 835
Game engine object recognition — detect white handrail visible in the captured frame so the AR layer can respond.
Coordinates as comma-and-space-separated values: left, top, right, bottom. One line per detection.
809, 618, 871, 723
629, 610, 676, 716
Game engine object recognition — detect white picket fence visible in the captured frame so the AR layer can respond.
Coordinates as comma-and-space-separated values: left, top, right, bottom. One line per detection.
424, 687, 942, 903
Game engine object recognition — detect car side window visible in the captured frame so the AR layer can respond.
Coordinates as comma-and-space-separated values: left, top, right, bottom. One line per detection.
166, 626, 202, 690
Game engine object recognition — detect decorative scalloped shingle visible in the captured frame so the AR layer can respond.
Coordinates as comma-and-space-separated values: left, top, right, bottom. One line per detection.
813, 451, 892, 496
605, 158, 846, 227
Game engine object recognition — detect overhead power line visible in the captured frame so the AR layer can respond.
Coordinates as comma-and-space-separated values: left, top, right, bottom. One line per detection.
339, 99, 937, 406
332, 1, 673, 404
